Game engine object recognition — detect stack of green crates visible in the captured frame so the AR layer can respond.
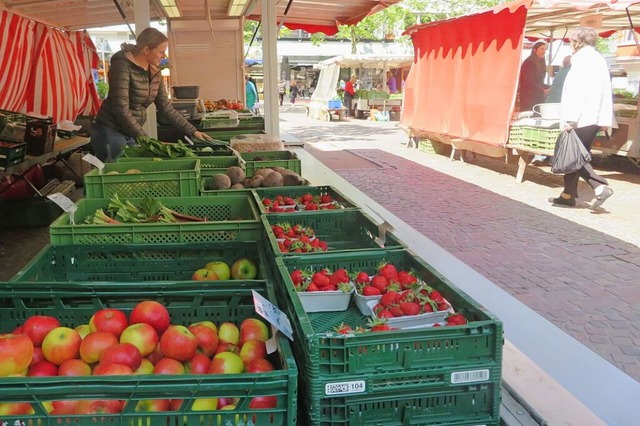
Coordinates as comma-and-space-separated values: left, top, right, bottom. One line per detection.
241, 150, 301, 177
269, 249, 503, 426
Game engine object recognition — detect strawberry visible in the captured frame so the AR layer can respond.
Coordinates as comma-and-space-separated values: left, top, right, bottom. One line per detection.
380, 291, 400, 307
321, 284, 337, 291
301, 193, 313, 203
437, 301, 449, 311
368, 318, 393, 332
290, 269, 305, 285
397, 270, 418, 289
305, 203, 319, 210
334, 323, 353, 335
378, 262, 399, 282
446, 314, 467, 326
262, 198, 272, 206
286, 229, 296, 238
299, 235, 311, 244
371, 275, 389, 293
320, 194, 333, 204
272, 225, 284, 236
311, 272, 331, 287
428, 289, 444, 304
389, 305, 405, 317
355, 271, 370, 284
399, 302, 420, 316
318, 241, 328, 251
377, 310, 395, 319
371, 303, 386, 315
283, 196, 296, 206
332, 268, 350, 283
292, 224, 304, 235
306, 282, 319, 292
325, 204, 337, 210
361, 285, 381, 296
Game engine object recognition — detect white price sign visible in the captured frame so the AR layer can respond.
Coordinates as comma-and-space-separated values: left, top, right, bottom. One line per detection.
47, 193, 77, 224
82, 153, 105, 173
251, 290, 293, 341
324, 380, 366, 396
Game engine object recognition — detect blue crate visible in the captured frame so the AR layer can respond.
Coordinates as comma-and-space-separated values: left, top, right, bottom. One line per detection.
328, 100, 343, 109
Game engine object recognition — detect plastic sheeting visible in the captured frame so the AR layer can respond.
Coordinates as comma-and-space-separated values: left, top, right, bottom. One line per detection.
308, 63, 340, 120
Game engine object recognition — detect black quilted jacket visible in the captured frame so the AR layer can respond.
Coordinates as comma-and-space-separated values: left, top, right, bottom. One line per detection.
96, 50, 196, 138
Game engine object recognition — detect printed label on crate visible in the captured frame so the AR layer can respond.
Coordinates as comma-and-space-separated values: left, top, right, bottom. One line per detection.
46, 193, 77, 224
252, 290, 294, 341
450, 369, 490, 384
324, 380, 366, 396
82, 153, 105, 172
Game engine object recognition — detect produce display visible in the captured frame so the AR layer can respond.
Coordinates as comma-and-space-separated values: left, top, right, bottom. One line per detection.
86, 195, 207, 224
271, 223, 328, 253
121, 136, 228, 159
204, 166, 306, 191
192, 258, 258, 281
203, 99, 245, 112
262, 193, 343, 212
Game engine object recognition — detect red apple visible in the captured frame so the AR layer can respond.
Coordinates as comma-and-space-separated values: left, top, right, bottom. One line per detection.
0, 333, 34, 376
239, 318, 269, 345
134, 358, 154, 375
50, 400, 80, 415
129, 301, 170, 335
100, 343, 142, 371
89, 308, 128, 338
249, 395, 277, 409
188, 323, 219, 356
79, 331, 119, 364
218, 322, 240, 345
170, 399, 183, 411
41, 327, 81, 365
120, 323, 158, 357
12, 326, 23, 334
159, 325, 197, 361
22, 315, 60, 346
215, 341, 238, 355
191, 398, 218, 411
204, 261, 231, 280
74, 399, 123, 414
58, 359, 92, 376
92, 363, 134, 376
0, 402, 34, 415
27, 361, 58, 377
184, 353, 210, 374
146, 344, 163, 365
135, 399, 172, 412
239, 340, 267, 365
30, 347, 45, 366
153, 357, 185, 375
230, 258, 258, 279
246, 358, 275, 373
217, 397, 240, 410
192, 268, 219, 281
208, 352, 244, 374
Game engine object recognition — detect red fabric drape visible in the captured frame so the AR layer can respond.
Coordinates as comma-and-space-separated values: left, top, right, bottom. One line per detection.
400, 1, 528, 147
0, 10, 100, 123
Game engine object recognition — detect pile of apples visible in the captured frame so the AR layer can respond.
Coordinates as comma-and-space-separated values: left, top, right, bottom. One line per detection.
192, 258, 258, 281
0, 300, 278, 415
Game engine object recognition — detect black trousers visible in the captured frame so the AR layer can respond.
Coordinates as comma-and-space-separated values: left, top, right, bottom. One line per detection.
563, 125, 608, 198
344, 93, 354, 116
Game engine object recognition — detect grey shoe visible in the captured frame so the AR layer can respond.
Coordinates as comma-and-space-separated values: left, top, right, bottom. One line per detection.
591, 185, 613, 210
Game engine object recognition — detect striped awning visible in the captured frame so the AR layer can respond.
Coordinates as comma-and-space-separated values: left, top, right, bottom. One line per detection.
0, 10, 100, 123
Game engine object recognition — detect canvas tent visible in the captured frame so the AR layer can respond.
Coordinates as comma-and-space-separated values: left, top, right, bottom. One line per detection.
400, 0, 640, 155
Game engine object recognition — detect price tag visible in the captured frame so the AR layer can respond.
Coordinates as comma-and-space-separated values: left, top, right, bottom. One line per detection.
252, 290, 293, 341
82, 153, 105, 173
47, 193, 77, 224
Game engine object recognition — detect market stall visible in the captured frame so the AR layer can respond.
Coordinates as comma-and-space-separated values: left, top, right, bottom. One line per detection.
401, 0, 640, 178
308, 54, 413, 121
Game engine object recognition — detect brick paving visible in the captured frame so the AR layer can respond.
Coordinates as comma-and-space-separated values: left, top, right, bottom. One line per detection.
280, 105, 640, 383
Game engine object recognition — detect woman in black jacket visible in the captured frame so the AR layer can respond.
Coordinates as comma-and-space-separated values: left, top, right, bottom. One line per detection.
90, 27, 212, 161
518, 42, 548, 112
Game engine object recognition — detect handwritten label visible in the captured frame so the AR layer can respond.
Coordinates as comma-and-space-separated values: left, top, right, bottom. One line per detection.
325, 380, 366, 396
47, 193, 77, 224
82, 153, 105, 173
252, 290, 293, 341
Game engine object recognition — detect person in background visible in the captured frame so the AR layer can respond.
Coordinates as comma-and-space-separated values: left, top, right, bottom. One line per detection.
278, 79, 287, 106
550, 27, 614, 210
90, 27, 212, 162
343, 74, 357, 117
546, 55, 572, 103
386, 71, 398, 94
519, 41, 549, 112
247, 75, 259, 101
245, 74, 258, 113
289, 81, 299, 105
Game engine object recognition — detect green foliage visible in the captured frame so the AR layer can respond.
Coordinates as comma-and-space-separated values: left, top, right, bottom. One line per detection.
96, 81, 109, 99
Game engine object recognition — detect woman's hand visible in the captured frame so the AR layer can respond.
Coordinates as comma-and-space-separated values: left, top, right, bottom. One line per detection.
193, 131, 214, 142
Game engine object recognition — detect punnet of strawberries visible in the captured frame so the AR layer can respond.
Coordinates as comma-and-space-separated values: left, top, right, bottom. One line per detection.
271, 223, 328, 253
289, 268, 353, 293
262, 195, 298, 213
261, 193, 342, 213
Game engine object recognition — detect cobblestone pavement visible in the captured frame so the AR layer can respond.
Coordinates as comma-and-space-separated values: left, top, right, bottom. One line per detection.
280, 105, 640, 383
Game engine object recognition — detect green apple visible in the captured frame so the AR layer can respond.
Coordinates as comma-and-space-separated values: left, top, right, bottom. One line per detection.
230, 259, 258, 280
204, 261, 231, 280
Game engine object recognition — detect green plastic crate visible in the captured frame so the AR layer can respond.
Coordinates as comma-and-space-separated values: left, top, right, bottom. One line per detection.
508, 126, 524, 146
49, 195, 262, 245
200, 180, 254, 197
0, 281, 297, 426
302, 381, 500, 426
253, 185, 358, 214
199, 156, 242, 178
270, 249, 503, 379
84, 159, 200, 199
522, 126, 561, 150
203, 129, 265, 142
262, 210, 404, 256
11, 241, 268, 282
240, 150, 302, 177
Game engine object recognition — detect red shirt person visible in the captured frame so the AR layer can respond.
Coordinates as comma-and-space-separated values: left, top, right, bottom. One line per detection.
343, 75, 357, 116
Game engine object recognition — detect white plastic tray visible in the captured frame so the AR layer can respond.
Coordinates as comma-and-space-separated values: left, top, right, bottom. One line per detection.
366, 299, 452, 329
297, 288, 354, 313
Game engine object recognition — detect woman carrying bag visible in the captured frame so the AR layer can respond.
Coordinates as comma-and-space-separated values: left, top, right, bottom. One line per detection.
549, 27, 614, 210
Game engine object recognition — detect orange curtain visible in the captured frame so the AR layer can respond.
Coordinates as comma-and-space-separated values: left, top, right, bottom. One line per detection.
401, 1, 528, 147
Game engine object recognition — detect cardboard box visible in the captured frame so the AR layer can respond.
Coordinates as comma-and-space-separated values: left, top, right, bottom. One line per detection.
25, 120, 57, 156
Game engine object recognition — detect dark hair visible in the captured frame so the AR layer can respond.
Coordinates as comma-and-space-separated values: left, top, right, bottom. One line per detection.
121, 27, 168, 54
529, 41, 547, 73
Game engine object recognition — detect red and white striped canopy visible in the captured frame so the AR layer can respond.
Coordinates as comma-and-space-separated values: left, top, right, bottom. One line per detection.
0, 10, 100, 123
